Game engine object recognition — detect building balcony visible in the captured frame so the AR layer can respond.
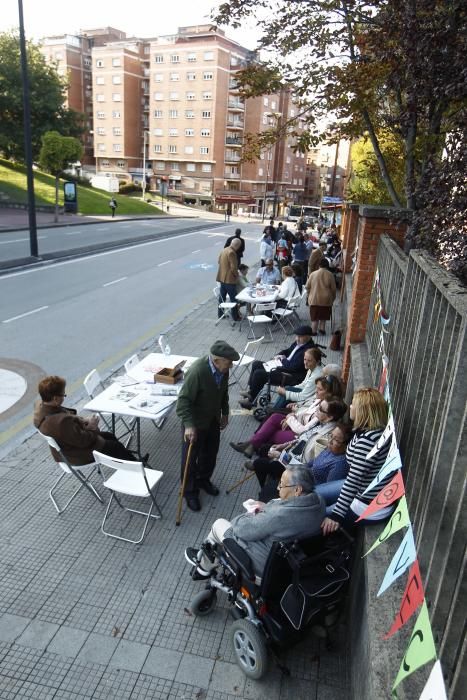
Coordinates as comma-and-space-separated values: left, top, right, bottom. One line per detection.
224, 153, 241, 163
225, 136, 242, 146
226, 120, 244, 129
228, 81, 240, 91
224, 171, 241, 179
228, 100, 245, 111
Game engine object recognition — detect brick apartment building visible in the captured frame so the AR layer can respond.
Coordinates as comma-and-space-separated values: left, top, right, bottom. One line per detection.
303, 140, 350, 206
40, 24, 307, 214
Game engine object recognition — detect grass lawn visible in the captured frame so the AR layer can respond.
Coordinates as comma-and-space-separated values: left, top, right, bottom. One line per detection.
0, 158, 162, 216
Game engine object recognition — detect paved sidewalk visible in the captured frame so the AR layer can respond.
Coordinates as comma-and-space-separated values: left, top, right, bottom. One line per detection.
0, 293, 349, 699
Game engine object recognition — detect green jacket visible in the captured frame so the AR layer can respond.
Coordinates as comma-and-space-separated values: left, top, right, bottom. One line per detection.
176, 356, 229, 429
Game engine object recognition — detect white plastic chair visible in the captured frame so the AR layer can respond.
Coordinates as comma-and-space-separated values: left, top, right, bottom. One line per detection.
213, 286, 237, 327
93, 451, 163, 544
272, 293, 302, 333
83, 369, 113, 431
230, 336, 264, 388
37, 431, 104, 514
124, 353, 140, 375
247, 302, 276, 341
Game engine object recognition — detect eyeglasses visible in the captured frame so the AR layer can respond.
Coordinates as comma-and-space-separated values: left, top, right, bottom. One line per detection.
328, 435, 344, 445
277, 482, 298, 490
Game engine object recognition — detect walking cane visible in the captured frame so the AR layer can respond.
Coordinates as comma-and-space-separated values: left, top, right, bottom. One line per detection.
225, 470, 255, 495
176, 441, 193, 526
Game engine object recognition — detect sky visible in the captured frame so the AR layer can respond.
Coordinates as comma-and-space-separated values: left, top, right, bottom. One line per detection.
1, 0, 258, 49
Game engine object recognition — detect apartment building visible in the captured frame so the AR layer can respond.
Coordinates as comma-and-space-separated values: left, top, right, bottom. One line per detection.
39, 27, 126, 164
303, 140, 350, 206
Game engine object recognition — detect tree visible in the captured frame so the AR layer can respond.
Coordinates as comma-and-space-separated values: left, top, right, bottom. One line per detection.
214, 1, 466, 279
39, 131, 83, 222
347, 132, 405, 206
0, 31, 85, 162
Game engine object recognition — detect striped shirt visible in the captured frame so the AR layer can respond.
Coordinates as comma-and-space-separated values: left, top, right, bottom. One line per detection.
331, 428, 391, 523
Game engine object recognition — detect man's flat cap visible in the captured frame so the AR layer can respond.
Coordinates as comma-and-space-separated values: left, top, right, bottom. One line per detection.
210, 340, 240, 361
294, 325, 314, 336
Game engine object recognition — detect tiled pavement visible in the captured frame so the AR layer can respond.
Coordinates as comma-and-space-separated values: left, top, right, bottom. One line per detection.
0, 292, 348, 700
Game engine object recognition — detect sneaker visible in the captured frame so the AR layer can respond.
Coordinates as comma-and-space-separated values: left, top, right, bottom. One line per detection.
185, 547, 201, 568
244, 460, 255, 471
184, 547, 211, 580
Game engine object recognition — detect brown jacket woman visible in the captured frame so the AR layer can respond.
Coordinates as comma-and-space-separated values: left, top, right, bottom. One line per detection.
306, 267, 337, 307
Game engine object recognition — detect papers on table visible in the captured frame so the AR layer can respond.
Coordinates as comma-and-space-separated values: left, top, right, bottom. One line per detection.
129, 395, 176, 416
263, 358, 282, 372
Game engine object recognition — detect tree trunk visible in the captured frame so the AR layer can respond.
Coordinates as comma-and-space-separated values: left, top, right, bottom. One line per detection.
54, 174, 59, 223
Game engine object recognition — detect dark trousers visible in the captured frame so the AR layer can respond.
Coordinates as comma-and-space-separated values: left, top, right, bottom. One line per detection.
252, 457, 284, 488
99, 432, 137, 461
247, 360, 302, 399
180, 421, 220, 497
218, 282, 240, 320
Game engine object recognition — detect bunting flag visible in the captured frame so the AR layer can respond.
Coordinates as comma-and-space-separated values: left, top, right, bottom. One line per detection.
381, 311, 391, 325
384, 381, 391, 403
366, 415, 395, 459
362, 444, 402, 496
418, 660, 447, 700
379, 355, 389, 394
384, 560, 425, 638
357, 470, 405, 522
378, 525, 417, 596
374, 300, 381, 321
365, 496, 410, 557
392, 601, 437, 693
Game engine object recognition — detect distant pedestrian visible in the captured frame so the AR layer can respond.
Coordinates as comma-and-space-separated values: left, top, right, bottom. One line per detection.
216, 238, 242, 321
224, 228, 245, 263
109, 197, 117, 218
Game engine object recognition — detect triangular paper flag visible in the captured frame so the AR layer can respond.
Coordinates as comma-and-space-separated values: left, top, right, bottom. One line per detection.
392, 601, 437, 692
365, 496, 410, 556
362, 446, 402, 496
366, 415, 395, 460
418, 660, 447, 700
384, 560, 425, 637
378, 525, 416, 596
357, 470, 405, 522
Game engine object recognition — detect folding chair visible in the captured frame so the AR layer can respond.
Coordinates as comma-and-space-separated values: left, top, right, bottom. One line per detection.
229, 336, 264, 388
124, 353, 140, 374
247, 302, 276, 341
124, 354, 167, 430
213, 286, 237, 327
84, 368, 138, 445
37, 431, 104, 514
93, 451, 163, 544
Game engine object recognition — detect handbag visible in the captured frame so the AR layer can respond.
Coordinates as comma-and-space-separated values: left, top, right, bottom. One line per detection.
329, 330, 341, 351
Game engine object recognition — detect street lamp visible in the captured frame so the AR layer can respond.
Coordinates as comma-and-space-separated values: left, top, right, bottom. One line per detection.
141, 130, 150, 201
261, 111, 282, 223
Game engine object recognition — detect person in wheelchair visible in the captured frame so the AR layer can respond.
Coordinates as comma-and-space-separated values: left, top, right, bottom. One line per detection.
185, 466, 324, 581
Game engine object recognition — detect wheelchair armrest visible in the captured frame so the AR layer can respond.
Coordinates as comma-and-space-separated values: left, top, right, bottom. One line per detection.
222, 538, 256, 581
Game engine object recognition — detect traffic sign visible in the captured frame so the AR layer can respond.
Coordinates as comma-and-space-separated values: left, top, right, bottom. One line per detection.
322, 196, 343, 204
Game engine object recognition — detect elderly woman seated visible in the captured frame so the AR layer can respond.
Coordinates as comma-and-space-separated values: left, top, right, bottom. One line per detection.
232, 375, 344, 458
273, 360, 342, 409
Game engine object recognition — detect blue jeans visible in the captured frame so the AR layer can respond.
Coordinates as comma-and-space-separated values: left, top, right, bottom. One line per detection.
272, 385, 301, 408
218, 282, 239, 320
315, 479, 345, 515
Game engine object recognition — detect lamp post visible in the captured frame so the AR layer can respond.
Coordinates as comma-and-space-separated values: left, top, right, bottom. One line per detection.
261, 111, 282, 223
18, 0, 38, 257
141, 130, 149, 201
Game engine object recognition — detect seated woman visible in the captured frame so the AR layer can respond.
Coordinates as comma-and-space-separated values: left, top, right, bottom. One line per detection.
320, 387, 392, 533
34, 375, 138, 466
257, 423, 352, 500
274, 265, 300, 309
271, 347, 326, 409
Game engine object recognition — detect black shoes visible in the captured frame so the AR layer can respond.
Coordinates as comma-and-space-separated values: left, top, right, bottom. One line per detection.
185, 496, 201, 511
198, 480, 219, 496
230, 441, 254, 457
184, 547, 211, 580
244, 460, 255, 471
239, 399, 254, 410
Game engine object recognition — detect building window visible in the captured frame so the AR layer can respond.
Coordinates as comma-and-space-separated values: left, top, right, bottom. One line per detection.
170, 72, 179, 81
96, 94, 105, 102
101, 159, 110, 167
154, 145, 162, 153
113, 144, 122, 152
263, 97, 268, 106
169, 109, 178, 118
112, 75, 121, 84
113, 127, 121, 136
271, 100, 276, 109
155, 160, 165, 168
154, 54, 164, 63
169, 128, 178, 136
286, 156, 291, 164
187, 72, 196, 80
171, 162, 180, 170
98, 143, 106, 152
185, 110, 195, 118
154, 73, 163, 82
187, 53, 197, 62
116, 159, 126, 167
169, 92, 179, 100
290, 109, 295, 117
184, 146, 194, 154
97, 111, 106, 119
186, 163, 196, 172
258, 167, 263, 176
84, 57, 92, 67
202, 163, 212, 172
96, 59, 104, 68
202, 110, 211, 118
154, 109, 163, 118
97, 127, 106, 135
168, 144, 177, 153
200, 128, 210, 137
262, 114, 269, 125
200, 146, 209, 154
186, 92, 196, 100
185, 128, 194, 136
96, 76, 105, 85
154, 92, 164, 101
154, 128, 163, 136
170, 55, 180, 63
112, 58, 121, 67
112, 93, 121, 102
112, 110, 121, 118
204, 51, 214, 60
202, 92, 212, 100
203, 72, 213, 80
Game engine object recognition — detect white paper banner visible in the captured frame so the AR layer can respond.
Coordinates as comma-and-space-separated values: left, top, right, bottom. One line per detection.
366, 415, 395, 460
378, 525, 417, 596
418, 660, 447, 700
362, 444, 402, 496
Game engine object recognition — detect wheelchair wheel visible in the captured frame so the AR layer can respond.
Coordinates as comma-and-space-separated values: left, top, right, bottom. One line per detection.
190, 589, 217, 617
253, 407, 267, 422
231, 619, 268, 680
258, 395, 269, 407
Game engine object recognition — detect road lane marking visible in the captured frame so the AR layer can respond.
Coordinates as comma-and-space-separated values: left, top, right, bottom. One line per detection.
0, 235, 47, 245
103, 276, 127, 287
191, 249, 201, 253
157, 260, 172, 266
3, 305, 48, 323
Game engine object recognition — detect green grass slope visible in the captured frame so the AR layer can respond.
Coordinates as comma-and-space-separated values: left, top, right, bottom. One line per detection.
0, 158, 161, 216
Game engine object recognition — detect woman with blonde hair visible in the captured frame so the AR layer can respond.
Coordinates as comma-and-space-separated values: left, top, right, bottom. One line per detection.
321, 387, 392, 533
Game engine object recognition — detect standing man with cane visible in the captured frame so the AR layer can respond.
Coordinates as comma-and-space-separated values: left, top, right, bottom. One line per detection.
176, 341, 239, 514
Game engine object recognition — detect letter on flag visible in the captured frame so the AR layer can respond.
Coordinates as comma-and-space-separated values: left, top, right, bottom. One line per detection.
362, 446, 402, 496
365, 496, 410, 557
357, 470, 405, 522
392, 601, 437, 693
378, 525, 417, 596
384, 560, 425, 637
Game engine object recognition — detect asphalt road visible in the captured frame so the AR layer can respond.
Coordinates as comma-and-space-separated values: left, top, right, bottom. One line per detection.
0, 217, 217, 262
0, 221, 262, 454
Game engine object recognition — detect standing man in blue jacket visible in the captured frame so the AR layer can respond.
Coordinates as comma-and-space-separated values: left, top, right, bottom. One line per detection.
239, 325, 317, 408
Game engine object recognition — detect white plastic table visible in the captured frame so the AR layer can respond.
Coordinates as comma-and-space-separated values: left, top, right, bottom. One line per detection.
236, 285, 279, 305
